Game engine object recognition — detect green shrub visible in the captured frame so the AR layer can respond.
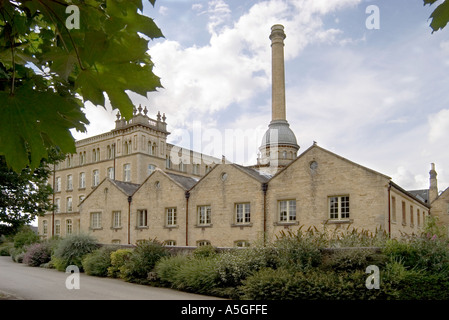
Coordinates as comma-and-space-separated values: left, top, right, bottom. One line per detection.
119, 240, 168, 283
155, 254, 191, 286
13, 227, 39, 249
173, 257, 220, 294
23, 242, 52, 267
216, 247, 277, 287
108, 248, 133, 278
0, 243, 13, 256
383, 237, 449, 274
52, 234, 99, 271
192, 245, 218, 259
275, 232, 323, 272
82, 246, 118, 277
321, 248, 382, 272
10, 247, 26, 263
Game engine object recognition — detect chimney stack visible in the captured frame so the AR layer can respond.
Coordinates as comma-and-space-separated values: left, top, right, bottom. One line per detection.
270, 24, 286, 122
429, 163, 438, 203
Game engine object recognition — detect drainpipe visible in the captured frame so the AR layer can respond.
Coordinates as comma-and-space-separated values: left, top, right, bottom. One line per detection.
52, 164, 56, 238
387, 183, 391, 238
185, 191, 190, 246
127, 195, 132, 244
262, 183, 268, 246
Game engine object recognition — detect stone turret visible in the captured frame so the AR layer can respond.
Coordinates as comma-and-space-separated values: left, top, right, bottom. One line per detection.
429, 163, 439, 203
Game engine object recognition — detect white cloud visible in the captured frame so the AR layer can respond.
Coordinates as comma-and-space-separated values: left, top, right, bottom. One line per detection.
428, 109, 449, 143
159, 6, 169, 16
148, 0, 363, 133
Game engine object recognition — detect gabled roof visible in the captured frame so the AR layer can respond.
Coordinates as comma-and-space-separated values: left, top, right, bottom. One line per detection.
110, 179, 140, 196
232, 164, 271, 183
79, 178, 139, 206
133, 168, 198, 195
270, 143, 391, 181
165, 172, 198, 190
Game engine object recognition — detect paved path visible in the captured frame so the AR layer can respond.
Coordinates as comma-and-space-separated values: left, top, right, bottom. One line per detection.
0, 256, 220, 300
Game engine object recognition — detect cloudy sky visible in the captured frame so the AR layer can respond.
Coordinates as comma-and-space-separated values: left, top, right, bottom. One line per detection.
72, 0, 449, 193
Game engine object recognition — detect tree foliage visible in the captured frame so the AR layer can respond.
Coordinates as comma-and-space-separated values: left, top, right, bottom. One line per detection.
0, 0, 163, 172
0, 148, 64, 236
425, 0, 449, 32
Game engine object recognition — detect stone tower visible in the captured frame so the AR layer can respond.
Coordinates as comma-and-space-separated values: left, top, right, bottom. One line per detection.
258, 25, 299, 172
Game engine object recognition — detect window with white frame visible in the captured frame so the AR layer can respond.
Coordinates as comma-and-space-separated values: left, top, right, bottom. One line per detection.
66, 219, 72, 235
148, 164, 156, 176
166, 208, 177, 226
91, 212, 102, 229
66, 174, 72, 190
278, 200, 296, 222
107, 167, 114, 179
55, 176, 61, 192
112, 211, 121, 228
79, 172, 86, 189
235, 203, 251, 224
166, 156, 172, 169
66, 197, 73, 212
193, 164, 200, 175
55, 220, 60, 236
329, 196, 350, 220
55, 198, 60, 213
43, 220, 48, 235
123, 164, 131, 182
93, 169, 100, 186
137, 209, 148, 227
234, 240, 250, 247
198, 205, 211, 225
197, 240, 211, 247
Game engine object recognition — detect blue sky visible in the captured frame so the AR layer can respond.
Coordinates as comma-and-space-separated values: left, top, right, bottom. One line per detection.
73, 0, 449, 192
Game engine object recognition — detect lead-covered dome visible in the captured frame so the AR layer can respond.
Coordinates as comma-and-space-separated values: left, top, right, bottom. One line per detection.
260, 120, 299, 149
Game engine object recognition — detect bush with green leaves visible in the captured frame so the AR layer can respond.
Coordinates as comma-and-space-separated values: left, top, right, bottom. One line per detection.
155, 254, 191, 286
216, 247, 277, 287
119, 240, 168, 283
107, 248, 134, 278
10, 247, 26, 263
51, 234, 99, 271
192, 245, 218, 259
383, 236, 449, 274
13, 227, 39, 249
172, 257, 220, 294
82, 246, 118, 277
275, 229, 324, 272
0, 243, 13, 256
23, 242, 52, 267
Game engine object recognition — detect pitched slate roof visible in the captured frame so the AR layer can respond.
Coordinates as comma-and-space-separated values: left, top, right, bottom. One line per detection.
233, 164, 271, 183
166, 173, 198, 190
408, 189, 430, 204
110, 180, 140, 196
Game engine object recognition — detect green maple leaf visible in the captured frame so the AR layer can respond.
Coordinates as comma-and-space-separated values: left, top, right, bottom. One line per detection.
0, 83, 88, 172
425, 0, 449, 32
0, 0, 163, 172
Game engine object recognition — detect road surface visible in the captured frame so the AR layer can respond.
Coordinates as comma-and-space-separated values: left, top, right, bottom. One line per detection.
0, 256, 220, 300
